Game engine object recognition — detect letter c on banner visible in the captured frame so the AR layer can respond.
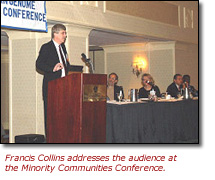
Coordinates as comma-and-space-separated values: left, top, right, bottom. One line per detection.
3, 7, 7, 16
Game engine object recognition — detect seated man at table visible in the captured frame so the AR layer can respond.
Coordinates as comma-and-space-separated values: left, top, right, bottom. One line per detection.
167, 74, 183, 98
107, 72, 124, 101
183, 75, 198, 97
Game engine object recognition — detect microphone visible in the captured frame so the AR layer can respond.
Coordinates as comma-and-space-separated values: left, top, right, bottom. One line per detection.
146, 80, 154, 87
81, 53, 94, 74
81, 53, 90, 62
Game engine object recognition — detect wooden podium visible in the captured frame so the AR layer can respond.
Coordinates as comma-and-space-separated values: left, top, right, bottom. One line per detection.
46, 73, 107, 143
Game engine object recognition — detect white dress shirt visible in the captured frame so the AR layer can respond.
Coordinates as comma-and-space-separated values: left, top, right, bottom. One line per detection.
175, 83, 180, 90
52, 39, 67, 77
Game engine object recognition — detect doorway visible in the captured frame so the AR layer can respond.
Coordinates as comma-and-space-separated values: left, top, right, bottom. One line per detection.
1, 31, 9, 143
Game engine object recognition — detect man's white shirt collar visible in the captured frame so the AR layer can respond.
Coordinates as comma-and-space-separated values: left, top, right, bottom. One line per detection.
175, 83, 180, 89
52, 39, 61, 48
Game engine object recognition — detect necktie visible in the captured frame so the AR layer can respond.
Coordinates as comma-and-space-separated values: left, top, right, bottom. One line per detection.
178, 86, 180, 91
59, 45, 68, 75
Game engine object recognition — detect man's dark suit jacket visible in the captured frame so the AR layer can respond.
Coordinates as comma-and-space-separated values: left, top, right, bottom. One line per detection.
36, 40, 70, 100
114, 85, 124, 101
166, 82, 180, 98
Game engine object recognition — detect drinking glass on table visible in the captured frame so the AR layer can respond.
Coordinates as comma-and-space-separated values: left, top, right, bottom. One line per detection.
128, 89, 131, 101
117, 90, 123, 102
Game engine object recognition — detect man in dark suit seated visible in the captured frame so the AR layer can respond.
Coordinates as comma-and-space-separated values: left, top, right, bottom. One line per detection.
167, 74, 183, 98
107, 73, 124, 101
36, 24, 71, 136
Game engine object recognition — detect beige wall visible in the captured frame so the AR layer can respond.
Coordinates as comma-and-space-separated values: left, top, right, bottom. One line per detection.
11, 39, 37, 137
1, 1, 198, 142
89, 50, 105, 74
175, 42, 198, 89
106, 1, 179, 26
150, 48, 175, 93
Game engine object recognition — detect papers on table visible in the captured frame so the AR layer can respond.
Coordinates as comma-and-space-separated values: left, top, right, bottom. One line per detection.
157, 98, 183, 102
107, 100, 138, 105
107, 97, 197, 105
107, 99, 149, 105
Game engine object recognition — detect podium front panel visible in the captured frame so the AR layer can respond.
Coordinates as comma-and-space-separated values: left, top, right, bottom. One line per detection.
47, 73, 107, 143
47, 73, 82, 143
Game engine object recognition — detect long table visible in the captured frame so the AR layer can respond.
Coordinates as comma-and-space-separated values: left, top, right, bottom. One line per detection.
106, 99, 198, 143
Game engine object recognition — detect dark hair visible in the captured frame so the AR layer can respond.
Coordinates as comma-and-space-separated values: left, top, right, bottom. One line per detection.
173, 74, 182, 80
108, 73, 118, 81
51, 24, 66, 39
183, 75, 190, 83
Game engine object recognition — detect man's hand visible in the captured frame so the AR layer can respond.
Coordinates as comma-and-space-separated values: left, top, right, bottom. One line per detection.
53, 63, 64, 72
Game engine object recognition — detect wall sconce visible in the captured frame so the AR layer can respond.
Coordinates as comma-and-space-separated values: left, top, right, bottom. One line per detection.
131, 55, 148, 77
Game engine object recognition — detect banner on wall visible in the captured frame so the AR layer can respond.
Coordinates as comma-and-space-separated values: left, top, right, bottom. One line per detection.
1, 1, 47, 32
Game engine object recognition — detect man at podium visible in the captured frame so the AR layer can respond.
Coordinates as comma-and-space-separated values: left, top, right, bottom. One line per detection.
36, 24, 70, 136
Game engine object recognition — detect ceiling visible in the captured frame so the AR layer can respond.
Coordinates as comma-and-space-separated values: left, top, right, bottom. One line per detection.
89, 29, 168, 49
